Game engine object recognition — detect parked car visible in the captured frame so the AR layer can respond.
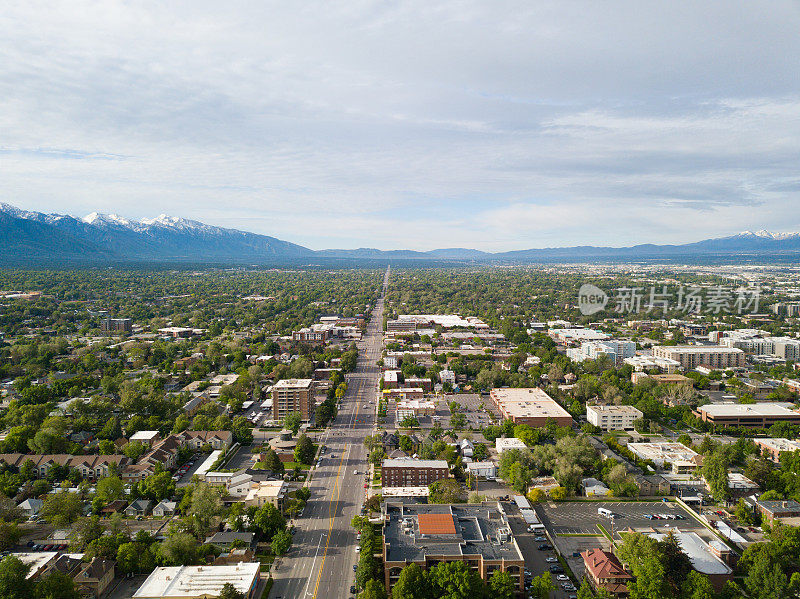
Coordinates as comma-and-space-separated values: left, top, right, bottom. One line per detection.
545, 557, 558, 563
534, 536, 547, 541
556, 575, 569, 581
537, 543, 552, 550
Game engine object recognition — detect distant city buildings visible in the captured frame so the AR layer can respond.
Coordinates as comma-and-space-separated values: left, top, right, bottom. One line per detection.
693, 402, 800, 428
567, 340, 635, 365
100, 317, 132, 333
652, 345, 745, 369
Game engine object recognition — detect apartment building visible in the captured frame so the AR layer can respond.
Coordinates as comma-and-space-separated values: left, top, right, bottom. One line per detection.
652, 345, 745, 369
381, 458, 449, 487
693, 403, 800, 429
567, 340, 636, 365
381, 502, 525, 595
271, 378, 315, 421
489, 388, 573, 427
586, 405, 643, 431
100, 317, 132, 333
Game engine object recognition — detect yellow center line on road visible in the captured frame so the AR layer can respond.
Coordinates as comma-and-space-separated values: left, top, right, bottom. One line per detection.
311, 374, 364, 599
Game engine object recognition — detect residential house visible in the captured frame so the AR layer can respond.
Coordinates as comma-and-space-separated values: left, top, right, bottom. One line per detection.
125, 499, 153, 517
18, 498, 42, 518
73, 557, 116, 599
205, 532, 257, 552
581, 549, 632, 597
152, 501, 177, 517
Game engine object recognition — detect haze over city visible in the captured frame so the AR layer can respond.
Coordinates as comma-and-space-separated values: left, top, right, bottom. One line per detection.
2, 1, 800, 251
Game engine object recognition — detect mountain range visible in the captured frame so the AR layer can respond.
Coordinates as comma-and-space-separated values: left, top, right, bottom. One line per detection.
3, 202, 800, 265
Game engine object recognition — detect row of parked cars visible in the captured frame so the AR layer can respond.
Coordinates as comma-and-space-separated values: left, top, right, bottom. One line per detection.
644, 513, 685, 520
26, 541, 68, 552
171, 455, 198, 481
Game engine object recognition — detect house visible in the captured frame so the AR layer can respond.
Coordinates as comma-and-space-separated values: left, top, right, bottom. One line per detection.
582, 477, 611, 497
243, 480, 288, 510
581, 548, 632, 597
633, 474, 671, 496
18, 498, 42, 518
214, 548, 255, 566
459, 439, 474, 458
129, 431, 161, 447
125, 499, 153, 517
756, 499, 800, 524
227, 473, 255, 498
100, 500, 128, 515
205, 531, 257, 551
73, 557, 116, 598
181, 430, 233, 451
152, 500, 177, 517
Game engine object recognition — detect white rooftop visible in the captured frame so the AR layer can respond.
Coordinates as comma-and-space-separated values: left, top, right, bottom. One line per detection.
133, 563, 260, 598
648, 532, 731, 575
698, 402, 797, 417
382, 458, 448, 469
273, 378, 313, 389
495, 437, 528, 452
130, 430, 159, 442
381, 486, 430, 497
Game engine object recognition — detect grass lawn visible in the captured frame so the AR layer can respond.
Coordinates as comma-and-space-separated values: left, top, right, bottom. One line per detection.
256, 551, 275, 572
283, 461, 311, 470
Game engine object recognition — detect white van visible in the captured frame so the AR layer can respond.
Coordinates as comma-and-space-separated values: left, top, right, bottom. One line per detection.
598, 508, 613, 518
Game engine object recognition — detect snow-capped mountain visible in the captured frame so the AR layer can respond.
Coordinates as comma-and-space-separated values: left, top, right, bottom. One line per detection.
0, 203, 312, 263
4, 202, 800, 265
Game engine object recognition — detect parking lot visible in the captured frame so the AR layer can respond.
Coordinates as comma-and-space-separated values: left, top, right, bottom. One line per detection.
538, 501, 702, 537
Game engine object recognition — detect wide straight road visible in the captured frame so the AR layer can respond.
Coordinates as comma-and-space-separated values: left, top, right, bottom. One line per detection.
269, 267, 388, 599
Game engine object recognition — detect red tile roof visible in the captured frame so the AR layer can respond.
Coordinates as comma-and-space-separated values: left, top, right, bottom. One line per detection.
417, 513, 456, 535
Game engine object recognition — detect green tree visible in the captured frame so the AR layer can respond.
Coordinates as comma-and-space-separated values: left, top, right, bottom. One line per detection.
253, 503, 286, 541
284, 412, 302, 435
488, 570, 515, 599
95, 476, 124, 503
681, 571, 715, 599
157, 531, 198, 566
40, 492, 82, 527
294, 434, 315, 465
217, 583, 246, 599
271, 529, 292, 556
139, 471, 176, 502
616, 533, 669, 599
529, 572, 555, 599
0, 556, 34, 599
358, 579, 387, 599
735, 499, 755, 525
34, 570, 80, 599
392, 563, 431, 599
428, 561, 485, 599
428, 479, 463, 504
186, 483, 223, 536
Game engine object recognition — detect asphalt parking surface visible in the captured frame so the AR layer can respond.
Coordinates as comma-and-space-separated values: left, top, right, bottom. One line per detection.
538, 501, 701, 537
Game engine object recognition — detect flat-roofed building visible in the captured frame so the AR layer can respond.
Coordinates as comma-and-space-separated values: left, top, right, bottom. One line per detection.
396, 399, 435, 420
466, 461, 497, 478
624, 355, 681, 373
648, 532, 733, 591
489, 388, 573, 427
693, 402, 800, 429
549, 328, 609, 344
756, 499, 800, 524
243, 480, 288, 510
381, 486, 430, 500
586, 405, 642, 431
495, 437, 528, 453
754, 438, 800, 462
132, 563, 261, 599
381, 458, 449, 487
652, 345, 745, 369
101, 317, 132, 333
271, 378, 315, 421
627, 442, 699, 473
381, 501, 525, 594
382, 370, 401, 389
385, 388, 424, 401
567, 340, 635, 365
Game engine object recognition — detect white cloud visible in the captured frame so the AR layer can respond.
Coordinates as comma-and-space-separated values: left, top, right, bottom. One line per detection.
0, 1, 799, 250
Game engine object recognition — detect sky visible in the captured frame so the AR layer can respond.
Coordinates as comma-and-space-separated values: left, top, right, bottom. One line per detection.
1, 1, 799, 252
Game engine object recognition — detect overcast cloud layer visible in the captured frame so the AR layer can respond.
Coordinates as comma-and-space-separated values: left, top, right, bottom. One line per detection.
1, 1, 799, 251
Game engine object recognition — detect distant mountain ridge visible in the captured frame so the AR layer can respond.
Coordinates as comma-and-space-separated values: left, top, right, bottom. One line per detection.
2, 202, 800, 265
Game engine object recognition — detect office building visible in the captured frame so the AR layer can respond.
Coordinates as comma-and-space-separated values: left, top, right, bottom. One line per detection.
271, 378, 315, 421
381, 502, 525, 594
627, 442, 699, 473
693, 403, 800, 429
489, 388, 573, 427
586, 405, 643, 431
495, 437, 528, 453
567, 340, 636, 365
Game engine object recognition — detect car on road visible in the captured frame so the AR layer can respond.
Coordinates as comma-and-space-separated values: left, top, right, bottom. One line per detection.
355, 546, 360, 552
353, 565, 357, 572
350, 585, 356, 594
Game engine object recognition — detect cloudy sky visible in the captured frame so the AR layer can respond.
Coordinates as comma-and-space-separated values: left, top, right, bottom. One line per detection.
1, 1, 799, 251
